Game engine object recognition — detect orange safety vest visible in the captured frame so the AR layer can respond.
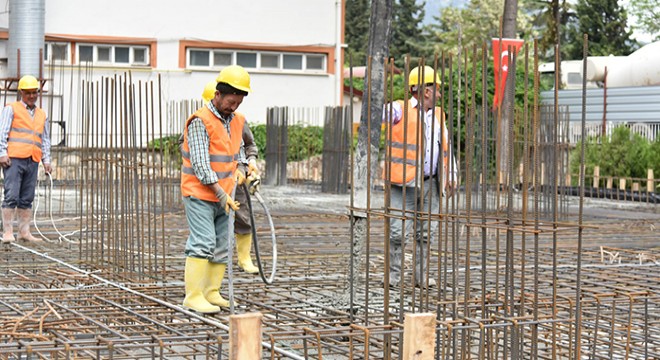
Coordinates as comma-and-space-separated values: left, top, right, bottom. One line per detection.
180, 106, 245, 202
6, 102, 46, 163
384, 99, 449, 185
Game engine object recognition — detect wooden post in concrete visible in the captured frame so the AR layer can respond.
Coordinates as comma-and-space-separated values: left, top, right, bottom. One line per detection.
593, 166, 600, 189
402, 313, 436, 360
648, 169, 654, 193
229, 312, 263, 360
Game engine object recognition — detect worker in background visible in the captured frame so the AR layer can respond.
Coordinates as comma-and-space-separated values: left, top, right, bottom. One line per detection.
201, 80, 261, 274
0, 75, 52, 243
382, 65, 457, 289
180, 65, 251, 313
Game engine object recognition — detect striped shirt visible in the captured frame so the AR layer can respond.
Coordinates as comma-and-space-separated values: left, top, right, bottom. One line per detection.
0, 101, 52, 164
188, 102, 234, 185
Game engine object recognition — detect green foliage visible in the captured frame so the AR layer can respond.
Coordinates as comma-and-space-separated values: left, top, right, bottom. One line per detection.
251, 124, 267, 160
628, 0, 660, 43
565, 0, 638, 59
148, 134, 182, 167
345, 0, 371, 67
423, 0, 535, 57
570, 126, 659, 187
251, 124, 324, 162
390, 0, 426, 69
288, 125, 324, 161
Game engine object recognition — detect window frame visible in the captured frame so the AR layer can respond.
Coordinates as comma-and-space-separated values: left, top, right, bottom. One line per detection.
44, 42, 71, 64
76, 43, 151, 67
186, 47, 328, 74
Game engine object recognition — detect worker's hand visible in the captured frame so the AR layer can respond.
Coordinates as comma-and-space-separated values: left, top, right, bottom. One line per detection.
216, 191, 240, 214
247, 158, 260, 176
248, 172, 261, 195
445, 181, 457, 197
43, 163, 52, 175
235, 168, 246, 186
0, 156, 11, 168
224, 195, 240, 213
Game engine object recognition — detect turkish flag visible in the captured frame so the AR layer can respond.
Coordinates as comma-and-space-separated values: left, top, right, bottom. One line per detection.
492, 38, 524, 110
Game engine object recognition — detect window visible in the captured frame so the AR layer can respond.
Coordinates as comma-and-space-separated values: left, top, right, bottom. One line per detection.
283, 54, 303, 70
214, 51, 232, 66
261, 53, 279, 69
44, 42, 70, 63
76, 43, 151, 66
306, 55, 324, 70
186, 48, 327, 74
236, 52, 257, 68
97, 46, 111, 62
115, 47, 130, 63
79, 45, 93, 62
567, 72, 582, 85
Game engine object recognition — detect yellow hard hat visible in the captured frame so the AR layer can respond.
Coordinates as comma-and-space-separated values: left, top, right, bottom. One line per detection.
18, 75, 39, 90
408, 66, 440, 87
216, 65, 251, 93
201, 81, 216, 104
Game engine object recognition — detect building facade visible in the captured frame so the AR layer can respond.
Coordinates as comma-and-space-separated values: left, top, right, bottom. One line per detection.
0, 0, 345, 146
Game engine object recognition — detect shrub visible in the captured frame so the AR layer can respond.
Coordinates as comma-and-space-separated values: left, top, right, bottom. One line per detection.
570, 125, 658, 186
250, 123, 324, 162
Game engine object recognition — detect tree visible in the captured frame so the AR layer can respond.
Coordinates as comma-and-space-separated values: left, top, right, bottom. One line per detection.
629, 0, 660, 42
348, 0, 392, 314
565, 0, 637, 59
528, 0, 575, 60
345, 0, 371, 66
390, 0, 426, 68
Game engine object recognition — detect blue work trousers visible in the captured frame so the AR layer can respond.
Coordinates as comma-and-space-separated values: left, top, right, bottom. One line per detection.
2, 157, 39, 209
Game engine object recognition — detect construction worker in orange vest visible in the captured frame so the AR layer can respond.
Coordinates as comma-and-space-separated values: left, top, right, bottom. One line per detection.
0, 75, 52, 243
202, 79, 261, 274
382, 65, 457, 289
180, 65, 251, 313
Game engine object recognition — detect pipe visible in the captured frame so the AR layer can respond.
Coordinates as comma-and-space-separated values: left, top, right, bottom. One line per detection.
8, 0, 45, 78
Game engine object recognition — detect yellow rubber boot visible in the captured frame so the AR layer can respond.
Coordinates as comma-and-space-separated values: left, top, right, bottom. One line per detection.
236, 233, 259, 274
204, 262, 233, 307
182, 257, 220, 313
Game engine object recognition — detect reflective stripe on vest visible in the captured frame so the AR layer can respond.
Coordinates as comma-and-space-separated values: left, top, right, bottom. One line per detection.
6, 102, 46, 163
384, 100, 449, 185
180, 107, 245, 202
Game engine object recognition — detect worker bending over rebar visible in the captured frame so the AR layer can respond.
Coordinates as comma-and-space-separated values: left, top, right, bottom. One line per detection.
180, 65, 252, 313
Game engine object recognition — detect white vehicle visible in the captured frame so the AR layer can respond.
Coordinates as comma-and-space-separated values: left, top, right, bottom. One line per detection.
538, 41, 660, 89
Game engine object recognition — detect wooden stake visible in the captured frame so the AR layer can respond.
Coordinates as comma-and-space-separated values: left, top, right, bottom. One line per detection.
648, 169, 654, 193
229, 312, 263, 360
402, 313, 436, 360
593, 166, 600, 189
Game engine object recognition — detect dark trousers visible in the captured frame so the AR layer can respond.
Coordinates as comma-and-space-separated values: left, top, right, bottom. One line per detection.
2, 157, 39, 209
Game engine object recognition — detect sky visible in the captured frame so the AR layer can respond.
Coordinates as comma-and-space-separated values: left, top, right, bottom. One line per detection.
420, 0, 655, 44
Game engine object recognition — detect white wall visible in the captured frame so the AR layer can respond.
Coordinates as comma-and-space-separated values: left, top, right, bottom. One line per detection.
0, 0, 344, 146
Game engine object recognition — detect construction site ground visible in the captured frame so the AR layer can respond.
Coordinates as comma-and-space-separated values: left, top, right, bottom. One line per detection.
0, 184, 658, 359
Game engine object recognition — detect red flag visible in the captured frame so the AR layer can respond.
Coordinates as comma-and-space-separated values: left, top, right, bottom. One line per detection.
492, 38, 524, 110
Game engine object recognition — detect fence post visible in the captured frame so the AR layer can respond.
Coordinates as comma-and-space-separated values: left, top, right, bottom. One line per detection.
229, 312, 263, 360
648, 169, 654, 193
593, 166, 600, 189
402, 313, 436, 360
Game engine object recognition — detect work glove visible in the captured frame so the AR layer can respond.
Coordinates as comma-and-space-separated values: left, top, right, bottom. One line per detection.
235, 168, 246, 186
248, 172, 261, 195
247, 158, 260, 176
216, 191, 240, 214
